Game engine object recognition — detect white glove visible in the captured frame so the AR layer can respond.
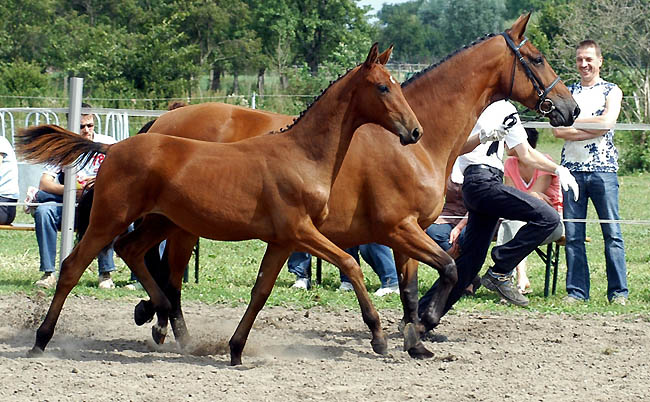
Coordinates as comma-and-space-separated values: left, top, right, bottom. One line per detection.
554, 166, 579, 201
478, 127, 508, 144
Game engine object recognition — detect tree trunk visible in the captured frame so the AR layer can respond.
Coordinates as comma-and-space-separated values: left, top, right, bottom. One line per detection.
257, 68, 265, 96
210, 66, 223, 91
280, 74, 288, 90
232, 71, 239, 95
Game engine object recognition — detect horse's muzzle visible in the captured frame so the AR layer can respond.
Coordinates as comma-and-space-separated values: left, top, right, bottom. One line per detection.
401, 127, 422, 145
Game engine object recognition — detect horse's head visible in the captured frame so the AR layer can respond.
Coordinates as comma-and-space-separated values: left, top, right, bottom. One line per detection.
501, 13, 580, 127
353, 43, 423, 145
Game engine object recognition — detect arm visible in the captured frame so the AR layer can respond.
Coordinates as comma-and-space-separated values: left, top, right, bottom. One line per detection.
504, 168, 551, 204
553, 86, 623, 141
39, 173, 64, 195
511, 143, 558, 173
449, 215, 467, 244
459, 133, 481, 155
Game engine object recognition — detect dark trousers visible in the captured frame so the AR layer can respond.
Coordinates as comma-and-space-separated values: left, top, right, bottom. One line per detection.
0, 195, 17, 225
418, 164, 560, 318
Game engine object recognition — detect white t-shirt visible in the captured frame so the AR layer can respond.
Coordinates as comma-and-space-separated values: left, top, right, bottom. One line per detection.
0, 136, 19, 199
457, 100, 527, 174
43, 133, 116, 187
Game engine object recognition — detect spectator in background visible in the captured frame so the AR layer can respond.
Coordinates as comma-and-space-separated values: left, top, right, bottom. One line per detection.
552, 39, 628, 305
0, 135, 19, 225
30, 104, 117, 289
498, 127, 564, 294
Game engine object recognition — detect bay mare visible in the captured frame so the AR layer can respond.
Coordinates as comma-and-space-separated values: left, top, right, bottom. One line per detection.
122, 14, 578, 359
16, 44, 423, 365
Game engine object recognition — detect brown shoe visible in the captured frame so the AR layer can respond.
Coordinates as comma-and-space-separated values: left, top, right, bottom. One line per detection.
35, 273, 57, 289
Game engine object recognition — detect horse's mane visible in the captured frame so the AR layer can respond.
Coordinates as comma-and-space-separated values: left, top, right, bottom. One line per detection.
271, 66, 358, 135
402, 33, 497, 88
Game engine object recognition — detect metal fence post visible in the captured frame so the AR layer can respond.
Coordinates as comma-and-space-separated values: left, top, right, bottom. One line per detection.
59, 77, 83, 264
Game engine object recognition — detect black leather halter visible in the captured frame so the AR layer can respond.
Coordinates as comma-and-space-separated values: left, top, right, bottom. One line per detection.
501, 32, 561, 115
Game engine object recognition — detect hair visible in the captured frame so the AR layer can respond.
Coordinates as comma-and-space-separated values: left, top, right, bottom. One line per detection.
576, 39, 602, 57
525, 127, 539, 149
167, 101, 187, 111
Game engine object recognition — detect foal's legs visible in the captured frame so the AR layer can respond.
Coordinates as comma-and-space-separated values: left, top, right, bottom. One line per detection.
229, 243, 292, 365
295, 227, 387, 355
114, 215, 178, 344
29, 229, 125, 356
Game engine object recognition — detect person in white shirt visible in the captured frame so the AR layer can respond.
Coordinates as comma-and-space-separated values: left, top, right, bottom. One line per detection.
0, 136, 19, 224
32, 105, 117, 289
418, 101, 579, 330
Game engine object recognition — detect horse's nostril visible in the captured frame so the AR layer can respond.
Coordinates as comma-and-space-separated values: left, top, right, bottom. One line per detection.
412, 128, 420, 140
573, 105, 581, 119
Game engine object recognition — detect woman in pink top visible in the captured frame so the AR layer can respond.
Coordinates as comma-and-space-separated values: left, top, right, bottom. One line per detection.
498, 128, 564, 294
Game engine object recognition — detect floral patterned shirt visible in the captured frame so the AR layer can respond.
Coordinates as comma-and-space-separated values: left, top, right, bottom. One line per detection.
561, 80, 619, 172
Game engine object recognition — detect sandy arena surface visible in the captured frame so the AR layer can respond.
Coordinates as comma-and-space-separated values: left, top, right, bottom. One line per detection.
0, 292, 648, 401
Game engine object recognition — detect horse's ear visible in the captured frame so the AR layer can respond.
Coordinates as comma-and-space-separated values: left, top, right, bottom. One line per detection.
509, 12, 531, 41
364, 42, 380, 68
377, 45, 393, 66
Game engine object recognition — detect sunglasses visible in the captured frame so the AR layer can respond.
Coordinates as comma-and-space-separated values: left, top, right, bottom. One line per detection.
80, 123, 95, 129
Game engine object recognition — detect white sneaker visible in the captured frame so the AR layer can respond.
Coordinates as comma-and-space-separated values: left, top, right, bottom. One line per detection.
124, 282, 143, 291
35, 273, 57, 289
291, 277, 311, 290
374, 285, 400, 297
24, 186, 39, 214
339, 281, 354, 291
98, 274, 115, 289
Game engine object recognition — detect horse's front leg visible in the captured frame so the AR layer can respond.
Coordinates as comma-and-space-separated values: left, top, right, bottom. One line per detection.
297, 228, 387, 355
387, 218, 457, 357
229, 243, 292, 365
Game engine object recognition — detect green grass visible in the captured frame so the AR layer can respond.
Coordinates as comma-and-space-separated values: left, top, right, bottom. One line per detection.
2, 171, 649, 317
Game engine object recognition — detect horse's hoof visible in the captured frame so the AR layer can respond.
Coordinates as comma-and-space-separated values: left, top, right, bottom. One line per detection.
402, 322, 420, 351
230, 355, 242, 366
370, 335, 388, 355
134, 300, 155, 326
152, 324, 167, 345
27, 347, 44, 358
407, 342, 434, 359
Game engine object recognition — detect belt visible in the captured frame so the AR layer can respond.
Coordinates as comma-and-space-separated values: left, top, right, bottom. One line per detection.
464, 164, 504, 178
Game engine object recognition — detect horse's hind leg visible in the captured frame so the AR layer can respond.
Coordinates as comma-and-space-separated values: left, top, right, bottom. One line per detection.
164, 230, 198, 347
387, 218, 457, 357
114, 216, 175, 345
29, 233, 117, 356
296, 227, 387, 355
229, 243, 292, 366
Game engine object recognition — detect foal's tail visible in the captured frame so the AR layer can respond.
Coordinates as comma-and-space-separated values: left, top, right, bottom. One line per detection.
15, 125, 112, 169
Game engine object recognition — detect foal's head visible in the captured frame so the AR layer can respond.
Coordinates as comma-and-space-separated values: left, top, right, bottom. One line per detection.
350, 43, 423, 145
501, 13, 580, 127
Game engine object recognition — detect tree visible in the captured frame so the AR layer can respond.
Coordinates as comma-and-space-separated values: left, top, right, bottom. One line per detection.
376, 1, 432, 63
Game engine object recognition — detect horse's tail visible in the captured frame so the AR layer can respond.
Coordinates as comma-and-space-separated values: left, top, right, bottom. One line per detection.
15, 124, 112, 169
75, 183, 95, 242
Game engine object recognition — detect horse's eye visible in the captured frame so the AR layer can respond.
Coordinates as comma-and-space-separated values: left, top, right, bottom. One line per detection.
377, 84, 389, 93
532, 56, 544, 65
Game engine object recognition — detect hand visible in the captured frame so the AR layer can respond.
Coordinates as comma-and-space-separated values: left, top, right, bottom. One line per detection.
478, 127, 507, 144
449, 226, 462, 244
554, 166, 579, 201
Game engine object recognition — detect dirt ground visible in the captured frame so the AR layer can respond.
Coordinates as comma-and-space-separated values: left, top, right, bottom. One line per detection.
0, 292, 648, 402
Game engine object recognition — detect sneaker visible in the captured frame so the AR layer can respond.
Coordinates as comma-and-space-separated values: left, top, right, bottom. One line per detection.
339, 281, 354, 291
374, 285, 399, 297
35, 272, 57, 289
291, 277, 311, 290
24, 186, 39, 214
563, 295, 584, 304
124, 282, 144, 291
480, 269, 529, 307
98, 273, 115, 289
610, 296, 627, 306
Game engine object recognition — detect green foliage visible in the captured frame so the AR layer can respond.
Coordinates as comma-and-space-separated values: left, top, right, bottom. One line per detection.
0, 61, 50, 99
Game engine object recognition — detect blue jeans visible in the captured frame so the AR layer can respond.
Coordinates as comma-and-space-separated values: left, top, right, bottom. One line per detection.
33, 196, 115, 274
564, 172, 627, 301
425, 222, 465, 252
287, 243, 398, 287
